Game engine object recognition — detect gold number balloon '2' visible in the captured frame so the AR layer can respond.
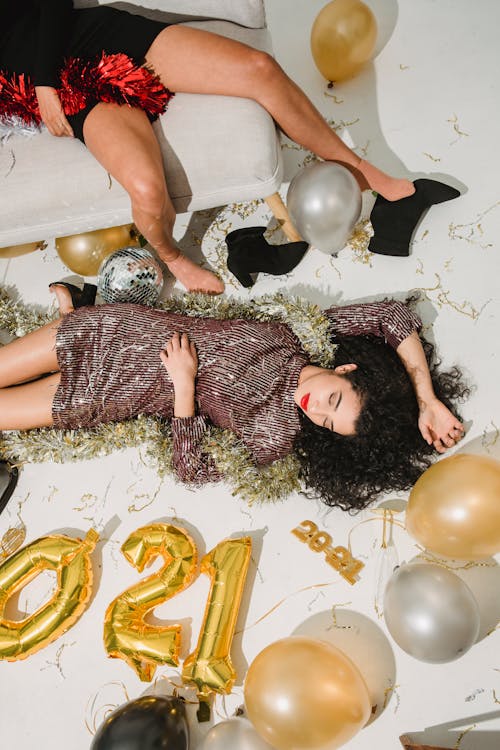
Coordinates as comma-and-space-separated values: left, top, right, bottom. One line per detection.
104, 524, 198, 681
104, 524, 252, 699
0, 529, 98, 661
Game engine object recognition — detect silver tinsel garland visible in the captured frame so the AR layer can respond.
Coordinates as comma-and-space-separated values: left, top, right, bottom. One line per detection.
0, 289, 336, 504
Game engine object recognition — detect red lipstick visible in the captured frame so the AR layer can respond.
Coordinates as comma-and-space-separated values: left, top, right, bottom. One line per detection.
300, 393, 310, 411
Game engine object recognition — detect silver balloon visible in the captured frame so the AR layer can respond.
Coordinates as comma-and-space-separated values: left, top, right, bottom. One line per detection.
97, 246, 163, 306
286, 161, 361, 253
384, 563, 480, 663
202, 718, 274, 750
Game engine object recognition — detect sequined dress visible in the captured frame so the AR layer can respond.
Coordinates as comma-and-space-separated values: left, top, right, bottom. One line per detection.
53, 300, 421, 483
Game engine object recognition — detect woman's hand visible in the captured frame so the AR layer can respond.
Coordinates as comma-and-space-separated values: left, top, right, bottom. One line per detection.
418, 398, 465, 453
160, 333, 198, 418
160, 332, 198, 384
35, 86, 74, 137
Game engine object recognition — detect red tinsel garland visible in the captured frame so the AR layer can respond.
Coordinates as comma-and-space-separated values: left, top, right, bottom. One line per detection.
0, 52, 173, 127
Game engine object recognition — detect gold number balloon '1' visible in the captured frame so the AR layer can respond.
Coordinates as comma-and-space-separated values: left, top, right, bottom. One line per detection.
55, 223, 139, 276
311, 0, 377, 83
182, 537, 252, 699
406, 453, 500, 559
104, 524, 198, 681
0, 529, 98, 661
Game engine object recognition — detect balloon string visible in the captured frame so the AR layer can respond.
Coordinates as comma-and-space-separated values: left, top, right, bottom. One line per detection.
415, 546, 496, 570
235, 581, 337, 634
85, 681, 130, 735
346, 514, 406, 553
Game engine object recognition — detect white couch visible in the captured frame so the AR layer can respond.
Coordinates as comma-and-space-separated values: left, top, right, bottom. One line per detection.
0, 0, 298, 250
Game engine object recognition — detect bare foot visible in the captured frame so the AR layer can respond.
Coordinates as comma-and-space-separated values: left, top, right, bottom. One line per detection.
166, 254, 224, 294
356, 160, 415, 201
49, 284, 75, 315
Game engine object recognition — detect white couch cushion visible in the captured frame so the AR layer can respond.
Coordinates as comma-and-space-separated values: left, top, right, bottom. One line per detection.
0, 22, 282, 246
74, 0, 266, 29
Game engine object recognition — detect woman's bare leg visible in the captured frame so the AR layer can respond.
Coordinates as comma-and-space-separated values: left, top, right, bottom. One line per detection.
0, 322, 60, 430
145, 26, 414, 201
0, 374, 59, 430
0, 320, 60, 388
83, 104, 224, 293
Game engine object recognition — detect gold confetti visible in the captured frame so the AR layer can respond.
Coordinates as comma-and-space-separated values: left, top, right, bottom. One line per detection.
447, 113, 469, 143
127, 481, 163, 512
454, 725, 476, 748
347, 219, 373, 264
482, 421, 499, 449
423, 152, 441, 162
40, 641, 76, 679
493, 689, 500, 705
382, 681, 400, 711
418, 273, 490, 320
399, 64, 410, 70
324, 91, 344, 103
449, 201, 500, 249
358, 140, 370, 158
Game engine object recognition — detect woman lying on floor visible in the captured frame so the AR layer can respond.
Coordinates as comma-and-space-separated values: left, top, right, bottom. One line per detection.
0, 284, 467, 511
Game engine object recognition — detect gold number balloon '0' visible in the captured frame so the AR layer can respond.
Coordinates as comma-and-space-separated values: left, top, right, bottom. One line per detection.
182, 537, 252, 699
0, 529, 98, 661
104, 524, 198, 681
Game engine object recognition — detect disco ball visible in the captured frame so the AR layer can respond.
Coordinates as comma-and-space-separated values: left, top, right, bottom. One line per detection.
97, 246, 163, 305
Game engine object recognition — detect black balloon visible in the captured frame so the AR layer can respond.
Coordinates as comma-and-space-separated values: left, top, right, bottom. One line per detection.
91, 695, 189, 750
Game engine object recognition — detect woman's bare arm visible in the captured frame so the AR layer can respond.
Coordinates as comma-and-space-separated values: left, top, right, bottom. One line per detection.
396, 330, 465, 452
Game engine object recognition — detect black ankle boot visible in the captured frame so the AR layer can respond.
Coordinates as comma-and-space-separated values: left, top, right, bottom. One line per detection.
225, 227, 309, 287
368, 178, 461, 257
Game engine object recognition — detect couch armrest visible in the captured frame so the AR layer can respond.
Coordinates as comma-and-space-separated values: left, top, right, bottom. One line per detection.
73, 0, 266, 28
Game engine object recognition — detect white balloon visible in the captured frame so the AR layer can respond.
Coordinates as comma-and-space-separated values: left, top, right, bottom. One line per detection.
202, 717, 275, 750
286, 162, 361, 253
384, 563, 480, 663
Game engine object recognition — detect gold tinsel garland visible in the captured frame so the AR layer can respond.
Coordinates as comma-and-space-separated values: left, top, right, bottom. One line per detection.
0, 289, 336, 504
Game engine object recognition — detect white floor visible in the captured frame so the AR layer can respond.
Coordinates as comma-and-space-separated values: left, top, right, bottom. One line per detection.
1, 1, 500, 749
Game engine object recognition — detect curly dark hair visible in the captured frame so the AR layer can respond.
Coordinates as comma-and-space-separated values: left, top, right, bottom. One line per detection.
293, 333, 470, 512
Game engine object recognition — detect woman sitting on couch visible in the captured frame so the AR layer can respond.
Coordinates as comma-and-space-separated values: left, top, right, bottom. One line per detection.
1, 0, 426, 294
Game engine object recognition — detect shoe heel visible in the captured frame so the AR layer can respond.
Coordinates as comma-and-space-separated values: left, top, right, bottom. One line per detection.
227, 260, 255, 288
81, 283, 97, 306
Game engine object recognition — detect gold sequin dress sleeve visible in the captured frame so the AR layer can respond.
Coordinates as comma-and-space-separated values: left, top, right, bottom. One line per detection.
52, 303, 309, 480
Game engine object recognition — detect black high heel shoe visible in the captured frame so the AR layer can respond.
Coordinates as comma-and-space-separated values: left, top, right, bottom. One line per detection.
368, 178, 461, 257
225, 227, 309, 287
0, 461, 19, 516
49, 281, 97, 308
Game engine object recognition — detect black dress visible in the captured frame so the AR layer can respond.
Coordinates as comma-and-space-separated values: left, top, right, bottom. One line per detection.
0, 0, 171, 141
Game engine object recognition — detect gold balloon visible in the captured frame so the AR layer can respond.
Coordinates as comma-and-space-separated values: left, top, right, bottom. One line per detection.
244, 636, 371, 750
0, 241, 46, 258
182, 537, 252, 698
104, 524, 198, 681
406, 454, 500, 559
56, 224, 139, 276
311, 0, 378, 82
0, 529, 98, 661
